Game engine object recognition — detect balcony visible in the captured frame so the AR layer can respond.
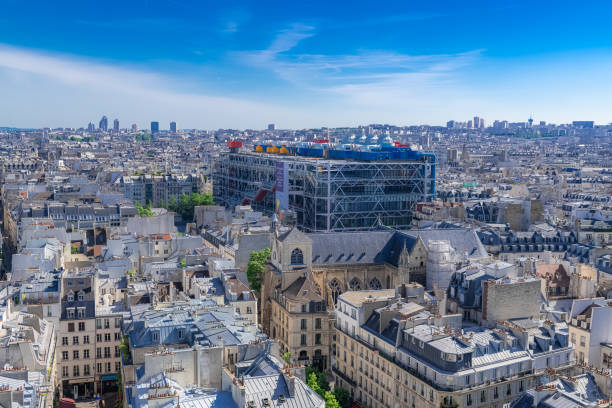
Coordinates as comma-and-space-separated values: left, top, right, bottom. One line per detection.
332, 367, 356, 387
440, 397, 459, 408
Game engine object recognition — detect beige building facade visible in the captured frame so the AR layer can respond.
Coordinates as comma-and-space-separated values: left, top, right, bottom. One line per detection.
261, 227, 430, 372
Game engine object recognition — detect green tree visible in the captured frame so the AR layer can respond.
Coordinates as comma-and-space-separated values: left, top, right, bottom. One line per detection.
307, 373, 322, 397
305, 366, 330, 393
134, 200, 154, 217
246, 261, 265, 293
246, 248, 270, 293
179, 259, 186, 268
168, 196, 177, 211
166, 193, 214, 221
324, 391, 341, 408
282, 351, 291, 364
333, 388, 351, 408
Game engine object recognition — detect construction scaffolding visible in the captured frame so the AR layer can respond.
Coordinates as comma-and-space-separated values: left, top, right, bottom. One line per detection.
213, 147, 436, 232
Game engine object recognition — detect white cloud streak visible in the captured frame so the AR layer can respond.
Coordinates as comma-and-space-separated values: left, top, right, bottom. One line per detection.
0, 44, 300, 129
237, 24, 484, 120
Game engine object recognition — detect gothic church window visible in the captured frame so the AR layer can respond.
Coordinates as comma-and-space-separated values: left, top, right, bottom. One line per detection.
369, 277, 382, 290
291, 248, 304, 265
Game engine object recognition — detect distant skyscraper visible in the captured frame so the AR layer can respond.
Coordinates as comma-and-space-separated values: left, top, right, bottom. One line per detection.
446, 120, 455, 129
267, 123, 275, 131
473, 116, 479, 129
131, 124, 138, 132
151, 121, 159, 134
170, 121, 177, 133
572, 121, 594, 128
467, 120, 473, 129
479, 118, 485, 128
99, 116, 108, 131
87, 122, 95, 132
113, 118, 119, 132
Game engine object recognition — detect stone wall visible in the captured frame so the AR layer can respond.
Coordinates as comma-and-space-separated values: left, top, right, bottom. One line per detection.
482, 278, 541, 326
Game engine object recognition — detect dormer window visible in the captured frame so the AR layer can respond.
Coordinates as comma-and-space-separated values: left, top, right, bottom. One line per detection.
152, 331, 159, 342
67, 292, 74, 302
77, 291, 84, 302
290, 248, 304, 265
178, 329, 184, 339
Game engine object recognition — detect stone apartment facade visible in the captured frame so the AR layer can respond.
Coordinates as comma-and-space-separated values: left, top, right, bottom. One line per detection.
334, 290, 574, 408
56, 269, 123, 399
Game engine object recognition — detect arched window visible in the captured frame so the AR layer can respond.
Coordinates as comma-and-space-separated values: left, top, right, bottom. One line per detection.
369, 277, 382, 290
329, 279, 342, 305
298, 350, 308, 360
349, 277, 361, 291
291, 248, 304, 265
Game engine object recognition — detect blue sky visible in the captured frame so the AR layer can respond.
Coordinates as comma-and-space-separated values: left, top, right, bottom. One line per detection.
1, 0, 612, 129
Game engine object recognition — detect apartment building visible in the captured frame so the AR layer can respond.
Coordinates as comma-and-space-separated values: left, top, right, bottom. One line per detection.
334, 290, 574, 408
567, 298, 612, 366
94, 305, 124, 395
116, 174, 200, 207
268, 273, 332, 370
446, 265, 542, 327
56, 269, 97, 399
56, 268, 124, 399
122, 301, 263, 391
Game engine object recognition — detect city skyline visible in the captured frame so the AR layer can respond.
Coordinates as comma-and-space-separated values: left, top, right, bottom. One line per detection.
2, 1, 612, 129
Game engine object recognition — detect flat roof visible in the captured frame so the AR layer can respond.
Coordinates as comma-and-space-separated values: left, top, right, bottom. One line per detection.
339, 289, 397, 307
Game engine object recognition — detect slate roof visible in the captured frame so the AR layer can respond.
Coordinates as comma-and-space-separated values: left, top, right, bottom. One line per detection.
240, 350, 325, 408
128, 306, 259, 349
400, 228, 489, 260
306, 227, 487, 267
309, 230, 410, 266
510, 373, 604, 408
277, 226, 309, 243
244, 374, 323, 408
61, 300, 95, 319
131, 372, 237, 408
281, 273, 324, 302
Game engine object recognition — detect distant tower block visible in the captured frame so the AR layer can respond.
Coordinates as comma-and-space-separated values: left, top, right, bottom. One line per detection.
426, 240, 455, 290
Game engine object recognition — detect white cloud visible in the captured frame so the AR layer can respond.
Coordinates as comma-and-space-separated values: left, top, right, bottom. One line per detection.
0, 44, 300, 129
235, 24, 485, 124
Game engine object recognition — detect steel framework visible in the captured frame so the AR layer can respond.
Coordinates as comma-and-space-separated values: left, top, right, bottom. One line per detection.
213, 151, 435, 232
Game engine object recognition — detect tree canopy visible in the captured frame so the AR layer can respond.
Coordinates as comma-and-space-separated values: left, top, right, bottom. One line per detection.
134, 201, 154, 217
246, 248, 270, 293
167, 193, 214, 221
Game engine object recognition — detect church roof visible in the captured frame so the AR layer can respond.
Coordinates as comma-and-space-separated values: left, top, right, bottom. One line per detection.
281, 273, 324, 302
277, 226, 310, 243
309, 231, 399, 265
279, 227, 488, 268
399, 228, 489, 260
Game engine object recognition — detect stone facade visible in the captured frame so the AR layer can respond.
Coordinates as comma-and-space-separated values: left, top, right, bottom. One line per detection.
261, 227, 429, 371
482, 278, 541, 326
